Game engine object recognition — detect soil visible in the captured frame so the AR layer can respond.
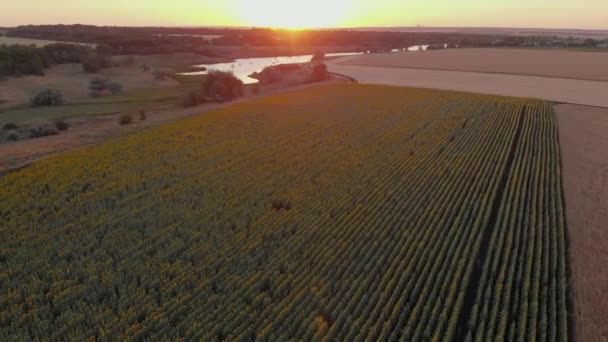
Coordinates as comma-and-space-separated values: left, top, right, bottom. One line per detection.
340, 48, 608, 82
556, 104, 608, 342
327, 57, 608, 108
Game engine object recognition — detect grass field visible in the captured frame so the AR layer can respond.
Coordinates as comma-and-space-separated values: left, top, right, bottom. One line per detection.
0, 87, 187, 124
0, 84, 569, 340
0, 64, 206, 126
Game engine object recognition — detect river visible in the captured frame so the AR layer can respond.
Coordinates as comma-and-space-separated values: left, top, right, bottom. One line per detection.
180, 46, 434, 84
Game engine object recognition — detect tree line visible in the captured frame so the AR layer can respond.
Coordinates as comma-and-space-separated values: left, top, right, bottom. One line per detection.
0, 43, 103, 78
9, 25, 605, 57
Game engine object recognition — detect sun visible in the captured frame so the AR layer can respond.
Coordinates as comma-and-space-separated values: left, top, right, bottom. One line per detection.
237, 0, 351, 29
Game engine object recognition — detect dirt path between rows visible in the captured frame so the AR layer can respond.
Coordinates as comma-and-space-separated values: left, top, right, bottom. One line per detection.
556, 104, 608, 342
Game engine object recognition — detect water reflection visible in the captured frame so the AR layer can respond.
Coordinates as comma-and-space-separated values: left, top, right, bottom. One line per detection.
180, 45, 441, 84
181, 52, 363, 84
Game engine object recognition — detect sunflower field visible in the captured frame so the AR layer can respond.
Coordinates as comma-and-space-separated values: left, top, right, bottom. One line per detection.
0, 84, 569, 340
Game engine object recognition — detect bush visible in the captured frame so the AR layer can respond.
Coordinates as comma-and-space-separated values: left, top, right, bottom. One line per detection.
426, 44, 446, 51
3, 122, 17, 131
89, 78, 123, 97
30, 125, 59, 138
7, 134, 19, 142
310, 63, 329, 82
153, 70, 171, 80
31, 89, 64, 107
118, 114, 133, 125
202, 71, 244, 102
107, 82, 123, 95
89, 77, 107, 92
138, 109, 146, 121
54, 120, 69, 131
122, 56, 136, 66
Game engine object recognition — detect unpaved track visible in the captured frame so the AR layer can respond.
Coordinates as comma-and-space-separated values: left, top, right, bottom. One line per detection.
328, 57, 608, 108
556, 104, 608, 342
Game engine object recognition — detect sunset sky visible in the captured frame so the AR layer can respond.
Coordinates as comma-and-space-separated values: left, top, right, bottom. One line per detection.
2, 0, 607, 29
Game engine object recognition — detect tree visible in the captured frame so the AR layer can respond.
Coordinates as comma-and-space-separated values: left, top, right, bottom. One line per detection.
89, 78, 123, 97
584, 39, 597, 48
311, 51, 325, 62
310, 63, 329, 82
202, 71, 244, 102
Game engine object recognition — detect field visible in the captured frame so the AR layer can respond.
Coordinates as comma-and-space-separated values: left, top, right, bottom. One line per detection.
0, 63, 180, 111
327, 57, 608, 108
0, 84, 569, 340
0, 61, 209, 136
0, 36, 95, 47
0, 52, 234, 131
556, 104, 608, 342
340, 48, 608, 82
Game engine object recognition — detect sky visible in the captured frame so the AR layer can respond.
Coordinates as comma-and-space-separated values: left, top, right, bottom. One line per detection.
1, 0, 607, 30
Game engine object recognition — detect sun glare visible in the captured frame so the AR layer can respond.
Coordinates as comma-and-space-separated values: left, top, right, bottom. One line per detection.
237, 0, 352, 29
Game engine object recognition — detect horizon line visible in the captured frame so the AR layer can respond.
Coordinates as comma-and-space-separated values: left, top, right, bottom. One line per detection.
3, 24, 608, 32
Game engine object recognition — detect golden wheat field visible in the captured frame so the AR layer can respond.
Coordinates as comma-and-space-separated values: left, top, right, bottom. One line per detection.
0, 84, 569, 340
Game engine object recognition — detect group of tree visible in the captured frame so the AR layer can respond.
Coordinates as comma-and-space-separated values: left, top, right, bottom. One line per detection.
0, 43, 111, 78
81, 54, 112, 73
248, 61, 328, 86
9, 24, 606, 58
183, 71, 244, 107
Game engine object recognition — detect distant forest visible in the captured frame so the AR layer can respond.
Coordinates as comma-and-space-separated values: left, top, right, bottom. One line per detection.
8, 24, 603, 56
1, 25, 604, 78
0, 43, 94, 78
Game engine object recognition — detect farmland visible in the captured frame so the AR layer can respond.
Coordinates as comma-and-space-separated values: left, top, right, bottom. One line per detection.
0, 36, 95, 47
327, 54, 608, 108
339, 49, 608, 82
557, 104, 608, 341
0, 84, 569, 340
